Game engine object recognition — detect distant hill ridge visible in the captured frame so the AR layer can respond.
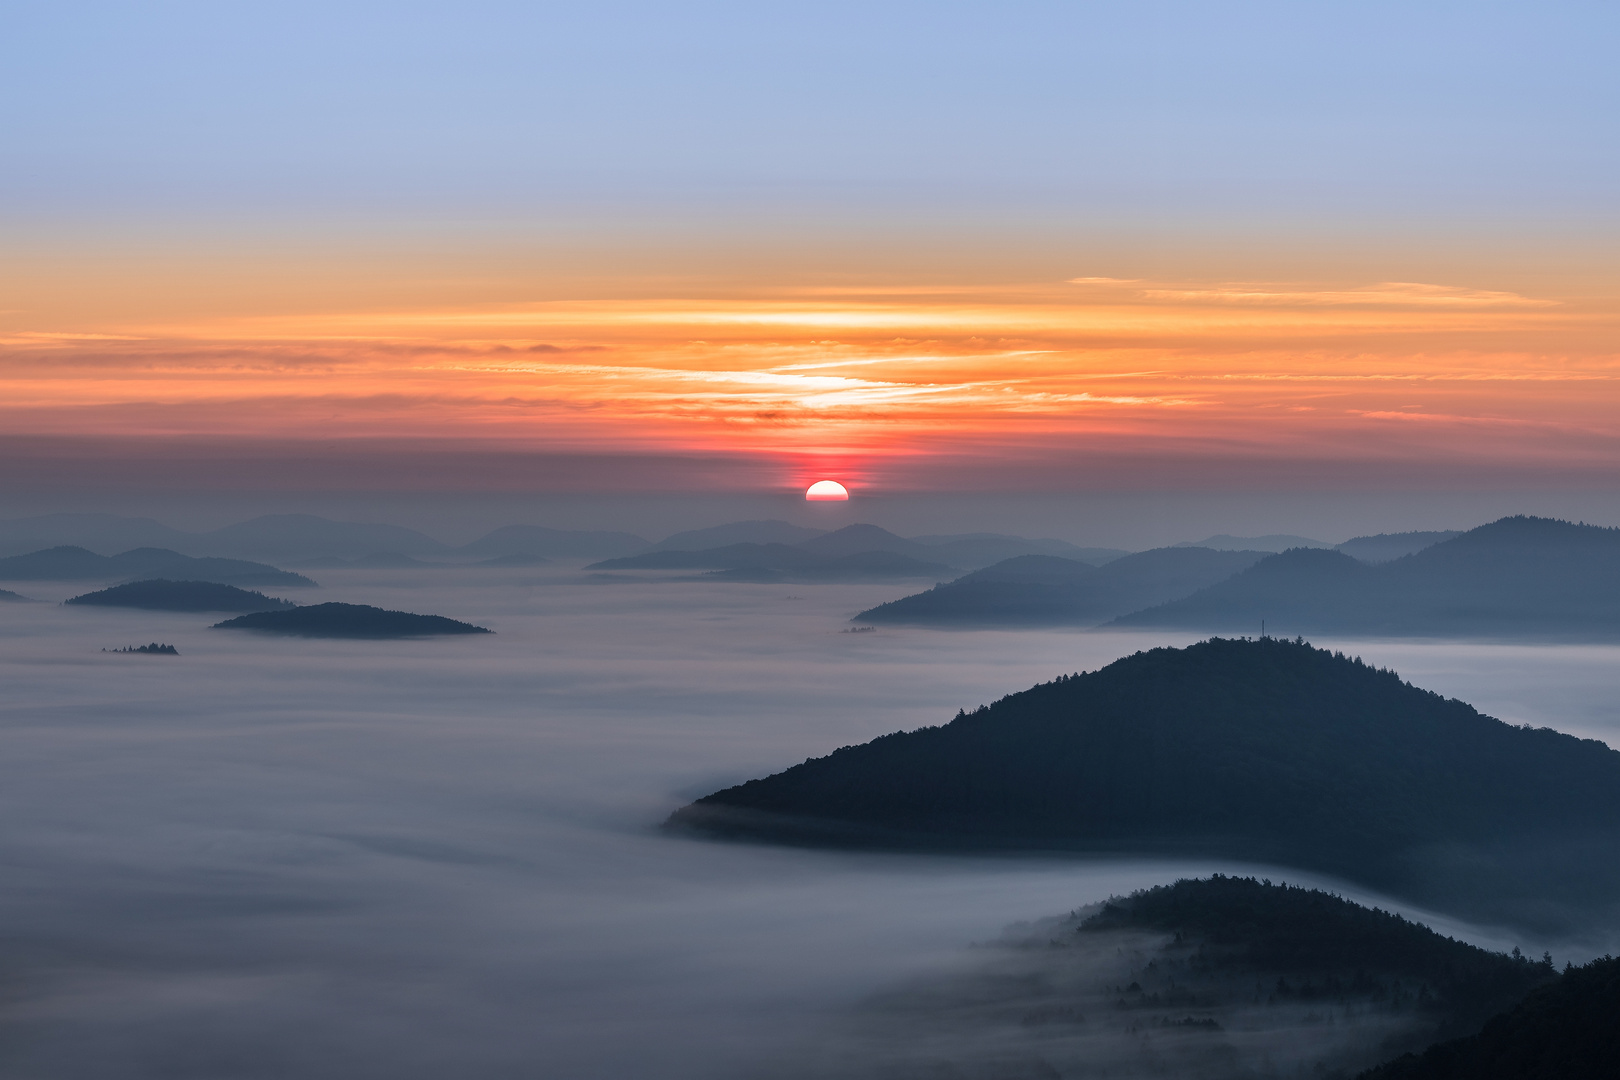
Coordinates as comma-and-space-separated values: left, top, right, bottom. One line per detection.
1114, 515, 1620, 638
0, 545, 314, 587
672, 636, 1620, 930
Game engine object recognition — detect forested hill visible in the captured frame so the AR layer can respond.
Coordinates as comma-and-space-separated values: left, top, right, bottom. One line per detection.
672, 637, 1620, 930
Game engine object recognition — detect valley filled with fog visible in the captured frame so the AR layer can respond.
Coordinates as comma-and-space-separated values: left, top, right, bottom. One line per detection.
2, 566, 1617, 1078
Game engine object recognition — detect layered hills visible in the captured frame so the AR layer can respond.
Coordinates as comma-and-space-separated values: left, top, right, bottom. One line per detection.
1115, 516, 1620, 638
855, 547, 1266, 625
672, 637, 1620, 928
66, 580, 295, 613
213, 602, 491, 638
0, 546, 314, 587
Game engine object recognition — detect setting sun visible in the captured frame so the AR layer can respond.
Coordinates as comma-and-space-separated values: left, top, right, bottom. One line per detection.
805, 480, 850, 501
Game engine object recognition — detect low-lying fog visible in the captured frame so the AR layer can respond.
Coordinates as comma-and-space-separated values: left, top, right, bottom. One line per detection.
2, 568, 1616, 1078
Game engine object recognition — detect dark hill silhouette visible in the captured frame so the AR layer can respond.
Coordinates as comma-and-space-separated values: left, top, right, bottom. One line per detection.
0, 546, 314, 587
671, 637, 1620, 930
67, 580, 295, 613
1114, 516, 1620, 639
1337, 530, 1461, 563
855, 547, 1266, 625
0, 588, 31, 602
1361, 954, 1620, 1080
104, 643, 180, 655
213, 602, 490, 638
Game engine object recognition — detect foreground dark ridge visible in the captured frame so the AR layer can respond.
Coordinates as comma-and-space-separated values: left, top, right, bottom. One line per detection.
671, 637, 1620, 930
794, 876, 1557, 1080
1361, 953, 1620, 1079
67, 580, 295, 613
213, 602, 491, 638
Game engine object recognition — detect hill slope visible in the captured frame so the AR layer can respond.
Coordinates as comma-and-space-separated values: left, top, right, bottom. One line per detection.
672, 637, 1620, 929
213, 602, 490, 638
855, 547, 1265, 625
1115, 516, 1620, 638
66, 580, 295, 613
1361, 954, 1620, 1080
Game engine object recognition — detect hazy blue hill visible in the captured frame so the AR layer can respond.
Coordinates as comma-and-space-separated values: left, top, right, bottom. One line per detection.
0, 513, 194, 557
1337, 530, 1462, 563
672, 637, 1620, 929
67, 580, 296, 612
453, 524, 649, 559
213, 602, 491, 638
855, 547, 1266, 625
0, 588, 33, 602
1176, 532, 1331, 552
1115, 516, 1620, 639
652, 520, 824, 551
199, 515, 448, 561
589, 542, 815, 571
0, 546, 314, 586
794, 524, 935, 559
706, 550, 955, 582
914, 534, 1130, 569
1362, 954, 1620, 1080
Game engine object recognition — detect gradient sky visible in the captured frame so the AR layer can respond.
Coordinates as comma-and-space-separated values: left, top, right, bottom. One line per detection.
3, 1, 1618, 500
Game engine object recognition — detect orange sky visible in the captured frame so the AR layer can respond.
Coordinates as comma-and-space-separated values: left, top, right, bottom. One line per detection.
4, 264, 1618, 494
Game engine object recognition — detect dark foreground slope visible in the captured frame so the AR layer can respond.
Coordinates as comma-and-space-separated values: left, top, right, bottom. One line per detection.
795, 876, 1555, 1080
672, 637, 1620, 929
1362, 954, 1620, 1080
67, 580, 294, 613
214, 602, 490, 638
1116, 516, 1620, 639
855, 547, 1266, 625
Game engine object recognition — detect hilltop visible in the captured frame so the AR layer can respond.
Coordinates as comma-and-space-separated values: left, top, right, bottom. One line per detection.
66, 580, 295, 613
1114, 516, 1620, 639
213, 602, 491, 638
672, 637, 1620, 930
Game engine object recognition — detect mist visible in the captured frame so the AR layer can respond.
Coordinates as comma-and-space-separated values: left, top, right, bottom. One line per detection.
1, 566, 1615, 1077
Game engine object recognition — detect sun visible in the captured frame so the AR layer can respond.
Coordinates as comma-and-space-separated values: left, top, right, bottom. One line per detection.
805, 480, 849, 501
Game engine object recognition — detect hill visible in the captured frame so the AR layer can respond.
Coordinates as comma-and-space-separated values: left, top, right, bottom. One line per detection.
213, 602, 491, 638
1337, 530, 1461, 563
0, 545, 315, 586
1176, 532, 1330, 552
795, 876, 1556, 1080
1113, 516, 1620, 639
671, 637, 1620, 930
66, 580, 295, 613
855, 547, 1266, 625
1362, 954, 1620, 1080
0, 588, 32, 602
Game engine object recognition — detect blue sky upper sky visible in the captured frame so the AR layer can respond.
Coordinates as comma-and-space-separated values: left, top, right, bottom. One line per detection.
5, 1, 1616, 229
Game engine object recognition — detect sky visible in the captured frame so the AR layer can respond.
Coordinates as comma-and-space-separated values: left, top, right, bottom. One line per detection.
3, 1, 1618, 510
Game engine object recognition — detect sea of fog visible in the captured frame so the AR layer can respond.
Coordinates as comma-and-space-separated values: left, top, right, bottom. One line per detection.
2, 567, 1618, 1078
